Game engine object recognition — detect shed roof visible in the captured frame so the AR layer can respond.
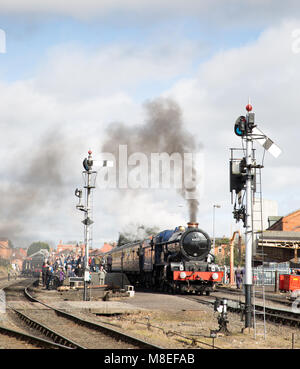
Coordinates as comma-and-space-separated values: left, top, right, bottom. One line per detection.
260, 231, 300, 241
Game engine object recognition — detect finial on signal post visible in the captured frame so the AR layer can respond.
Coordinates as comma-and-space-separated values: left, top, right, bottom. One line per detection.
246, 97, 252, 112
246, 103, 252, 112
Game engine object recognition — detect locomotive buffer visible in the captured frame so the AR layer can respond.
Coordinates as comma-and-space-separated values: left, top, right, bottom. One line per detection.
230, 101, 281, 329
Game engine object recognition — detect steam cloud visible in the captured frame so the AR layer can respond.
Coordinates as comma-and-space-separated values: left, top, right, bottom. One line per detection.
0, 130, 71, 245
101, 97, 201, 222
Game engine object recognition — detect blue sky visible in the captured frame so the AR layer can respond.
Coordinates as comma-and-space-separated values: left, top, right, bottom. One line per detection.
0, 2, 300, 247
0, 14, 262, 82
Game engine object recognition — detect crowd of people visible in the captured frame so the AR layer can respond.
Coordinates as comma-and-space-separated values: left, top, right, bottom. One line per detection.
41, 253, 112, 290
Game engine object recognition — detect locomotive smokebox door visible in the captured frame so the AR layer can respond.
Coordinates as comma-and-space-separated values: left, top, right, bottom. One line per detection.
180, 228, 211, 261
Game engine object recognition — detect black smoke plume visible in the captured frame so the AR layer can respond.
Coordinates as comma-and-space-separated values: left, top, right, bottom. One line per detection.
101, 97, 201, 222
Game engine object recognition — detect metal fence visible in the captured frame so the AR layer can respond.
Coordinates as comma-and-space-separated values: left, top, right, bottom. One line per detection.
253, 269, 276, 285
253, 262, 290, 286
220, 263, 291, 286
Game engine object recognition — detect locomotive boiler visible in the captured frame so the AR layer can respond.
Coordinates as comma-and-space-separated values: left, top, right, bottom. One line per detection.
108, 222, 223, 295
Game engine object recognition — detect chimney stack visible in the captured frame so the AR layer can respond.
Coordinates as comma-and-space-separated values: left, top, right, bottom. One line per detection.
187, 222, 198, 229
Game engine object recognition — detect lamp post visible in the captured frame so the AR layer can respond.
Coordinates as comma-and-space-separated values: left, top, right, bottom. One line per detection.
212, 205, 221, 255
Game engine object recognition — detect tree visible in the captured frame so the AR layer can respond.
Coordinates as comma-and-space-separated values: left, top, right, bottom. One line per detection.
27, 242, 50, 256
215, 237, 230, 246
215, 241, 245, 267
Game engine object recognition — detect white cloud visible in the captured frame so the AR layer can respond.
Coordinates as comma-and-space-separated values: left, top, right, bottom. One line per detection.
0, 35, 200, 245
100, 190, 185, 229
163, 19, 300, 232
33, 40, 200, 102
1, 17, 300, 246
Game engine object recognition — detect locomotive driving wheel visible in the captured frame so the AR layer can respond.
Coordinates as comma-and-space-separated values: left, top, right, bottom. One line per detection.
178, 283, 185, 295
168, 282, 176, 294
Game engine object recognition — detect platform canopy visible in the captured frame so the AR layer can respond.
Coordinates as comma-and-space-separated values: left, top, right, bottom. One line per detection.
256, 231, 300, 263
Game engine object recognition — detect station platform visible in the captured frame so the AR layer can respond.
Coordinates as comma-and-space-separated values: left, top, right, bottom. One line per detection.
45, 299, 146, 315
90, 272, 130, 288
63, 272, 130, 289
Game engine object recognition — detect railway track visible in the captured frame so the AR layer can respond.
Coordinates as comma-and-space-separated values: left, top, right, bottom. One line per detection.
0, 324, 74, 349
2, 279, 161, 349
181, 289, 300, 329
0, 279, 76, 349
216, 285, 293, 307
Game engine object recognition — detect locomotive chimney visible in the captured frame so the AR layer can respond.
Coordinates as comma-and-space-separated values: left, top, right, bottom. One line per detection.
187, 222, 198, 229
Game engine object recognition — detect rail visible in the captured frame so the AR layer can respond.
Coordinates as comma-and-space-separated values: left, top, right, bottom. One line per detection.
24, 281, 162, 349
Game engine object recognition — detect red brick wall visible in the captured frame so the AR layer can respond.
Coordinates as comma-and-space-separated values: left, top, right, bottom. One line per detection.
283, 211, 300, 231
0, 248, 12, 259
269, 210, 300, 232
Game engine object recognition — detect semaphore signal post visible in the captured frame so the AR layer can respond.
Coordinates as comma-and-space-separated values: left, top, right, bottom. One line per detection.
230, 101, 281, 328
75, 150, 114, 301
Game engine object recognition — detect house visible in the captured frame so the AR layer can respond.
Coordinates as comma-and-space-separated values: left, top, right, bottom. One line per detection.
99, 242, 113, 254
213, 243, 229, 259
213, 235, 245, 265
89, 243, 115, 257
56, 241, 85, 256
0, 240, 12, 259
10, 248, 27, 270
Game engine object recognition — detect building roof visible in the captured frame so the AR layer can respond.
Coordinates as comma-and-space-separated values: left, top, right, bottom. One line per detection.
0, 240, 9, 249
89, 249, 102, 256
57, 243, 76, 249
259, 231, 300, 241
11, 248, 27, 259
284, 209, 300, 218
99, 243, 113, 254
268, 216, 282, 222
56, 242, 85, 251
268, 209, 300, 230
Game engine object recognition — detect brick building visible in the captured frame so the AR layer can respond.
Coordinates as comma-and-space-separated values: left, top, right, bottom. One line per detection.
99, 242, 114, 254
256, 209, 300, 263
89, 243, 114, 257
267, 209, 300, 232
213, 243, 229, 259
214, 239, 245, 264
0, 240, 12, 259
56, 241, 85, 256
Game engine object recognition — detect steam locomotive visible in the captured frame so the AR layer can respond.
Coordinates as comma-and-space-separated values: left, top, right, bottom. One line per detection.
22, 249, 49, 277
108, 222, 223, 295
